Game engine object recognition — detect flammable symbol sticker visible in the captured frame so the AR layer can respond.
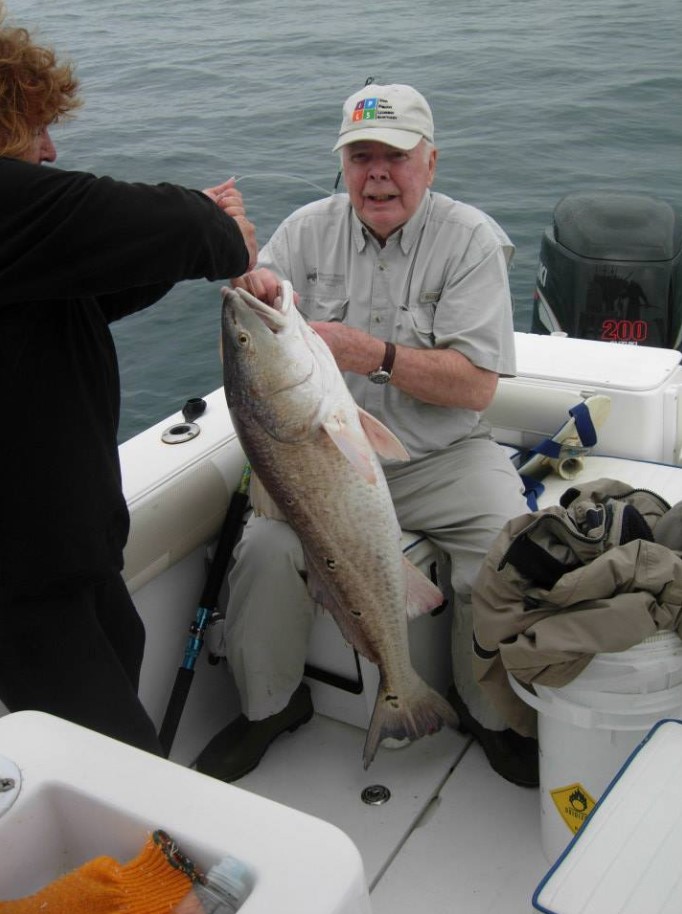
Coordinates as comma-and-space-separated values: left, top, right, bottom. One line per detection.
550, 782, 597, 834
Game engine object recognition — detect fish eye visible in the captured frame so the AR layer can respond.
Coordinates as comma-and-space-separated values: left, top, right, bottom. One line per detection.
237, 331, 250, 345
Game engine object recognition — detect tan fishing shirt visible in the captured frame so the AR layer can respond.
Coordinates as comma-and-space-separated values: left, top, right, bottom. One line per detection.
257, 190, 517, 459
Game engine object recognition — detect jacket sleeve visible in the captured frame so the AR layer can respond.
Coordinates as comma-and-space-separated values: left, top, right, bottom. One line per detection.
0, 161, 249, 307
96, 281, 175, 323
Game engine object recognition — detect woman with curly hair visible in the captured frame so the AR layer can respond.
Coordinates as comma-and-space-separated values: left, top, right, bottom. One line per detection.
0, 5, 257, 755
0, 7, 80, 160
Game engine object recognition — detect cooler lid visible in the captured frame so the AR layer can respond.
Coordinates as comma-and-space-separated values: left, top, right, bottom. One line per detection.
533, 719, 682, 914
515, 332, 681, 392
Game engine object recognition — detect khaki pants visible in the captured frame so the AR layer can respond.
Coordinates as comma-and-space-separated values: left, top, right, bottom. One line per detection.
223, 434, 528, 729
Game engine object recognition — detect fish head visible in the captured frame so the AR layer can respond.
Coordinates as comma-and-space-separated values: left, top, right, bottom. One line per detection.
220, 281, 325, 441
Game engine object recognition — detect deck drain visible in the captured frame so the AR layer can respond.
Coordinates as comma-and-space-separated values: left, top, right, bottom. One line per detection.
361, 784, 391, 806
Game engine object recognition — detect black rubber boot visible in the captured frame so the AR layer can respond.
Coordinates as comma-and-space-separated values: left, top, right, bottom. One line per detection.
447, 683, 539, 788
194, 683, 314, 782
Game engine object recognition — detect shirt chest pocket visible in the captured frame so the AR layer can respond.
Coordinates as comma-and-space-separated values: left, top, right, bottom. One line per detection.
401, 291, 440, 339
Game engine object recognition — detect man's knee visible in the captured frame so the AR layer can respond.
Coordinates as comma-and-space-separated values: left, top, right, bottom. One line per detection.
234, 516, 305, 574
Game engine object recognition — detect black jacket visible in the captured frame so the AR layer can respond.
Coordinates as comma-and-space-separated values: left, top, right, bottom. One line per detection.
0, 157, 248, 591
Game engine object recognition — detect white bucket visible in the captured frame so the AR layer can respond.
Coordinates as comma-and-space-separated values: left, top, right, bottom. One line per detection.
509, 630, 682, 863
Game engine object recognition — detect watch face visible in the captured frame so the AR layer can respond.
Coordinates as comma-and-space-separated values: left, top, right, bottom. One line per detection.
369, 369, 391, 384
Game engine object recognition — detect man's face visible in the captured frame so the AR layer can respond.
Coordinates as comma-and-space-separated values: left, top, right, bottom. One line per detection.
341, 138, 437, 242
19, 126, 57, 164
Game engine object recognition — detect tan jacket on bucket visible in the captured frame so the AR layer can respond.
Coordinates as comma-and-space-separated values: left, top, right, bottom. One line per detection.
472, 478, 682, 737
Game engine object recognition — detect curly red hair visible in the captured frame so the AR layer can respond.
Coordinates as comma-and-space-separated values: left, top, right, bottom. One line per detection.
0, 3, 81, 157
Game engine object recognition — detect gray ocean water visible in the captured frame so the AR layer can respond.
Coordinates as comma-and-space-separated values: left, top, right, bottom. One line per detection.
12, 0, 682, 442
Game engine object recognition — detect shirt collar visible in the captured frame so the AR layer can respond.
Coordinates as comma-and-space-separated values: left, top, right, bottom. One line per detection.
350, 190, 432, 254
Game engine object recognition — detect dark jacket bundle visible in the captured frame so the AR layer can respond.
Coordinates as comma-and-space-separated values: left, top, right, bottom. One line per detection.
472, 478, 682, 737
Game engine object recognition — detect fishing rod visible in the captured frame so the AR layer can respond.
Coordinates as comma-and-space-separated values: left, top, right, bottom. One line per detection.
333, 75, 375, 192
159, 458, 252, 757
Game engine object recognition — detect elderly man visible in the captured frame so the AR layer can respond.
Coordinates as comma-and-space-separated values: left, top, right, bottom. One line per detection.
197, 83, 536, 785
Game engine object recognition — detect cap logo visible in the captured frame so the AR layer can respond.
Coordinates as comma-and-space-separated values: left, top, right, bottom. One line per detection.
351, 96, 398, 124
353, 97, 377, 121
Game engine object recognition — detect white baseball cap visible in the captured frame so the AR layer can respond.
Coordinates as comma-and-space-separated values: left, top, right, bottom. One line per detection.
332, 83, 435, 152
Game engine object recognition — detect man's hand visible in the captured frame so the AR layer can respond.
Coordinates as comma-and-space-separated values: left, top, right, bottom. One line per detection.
232, 268, 300, 309
203, 177, 258, 271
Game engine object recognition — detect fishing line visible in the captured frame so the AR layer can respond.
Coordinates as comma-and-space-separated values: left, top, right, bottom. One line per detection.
234, 173, 333, 197
236, 77, 377, 198
235, 75, 378, 211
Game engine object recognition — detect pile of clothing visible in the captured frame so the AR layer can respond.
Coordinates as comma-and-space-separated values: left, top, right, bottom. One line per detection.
472, 478, 682, 737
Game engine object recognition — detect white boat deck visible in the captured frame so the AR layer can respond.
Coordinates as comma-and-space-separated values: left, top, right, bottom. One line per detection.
231, 711, 548, 913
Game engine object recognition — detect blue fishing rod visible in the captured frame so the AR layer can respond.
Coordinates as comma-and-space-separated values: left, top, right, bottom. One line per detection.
159, 432, 252, 757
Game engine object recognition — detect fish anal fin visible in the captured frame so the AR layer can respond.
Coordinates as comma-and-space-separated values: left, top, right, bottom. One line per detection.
250, 471, 287, 521
358, 408, 410, 462
404, 555, 444, 621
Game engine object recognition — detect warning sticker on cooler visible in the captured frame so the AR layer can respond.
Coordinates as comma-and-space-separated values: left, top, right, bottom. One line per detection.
550, 783, 597, 834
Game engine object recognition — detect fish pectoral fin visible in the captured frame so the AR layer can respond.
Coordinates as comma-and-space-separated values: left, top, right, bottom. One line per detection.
249, 471, 287, 521
404, 555, 445, 621
357, 408, 410, 462
322, 415, 378, 484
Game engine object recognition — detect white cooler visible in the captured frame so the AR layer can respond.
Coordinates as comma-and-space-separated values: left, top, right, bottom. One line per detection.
533, 718, 682, 914
488, 332, 682, 465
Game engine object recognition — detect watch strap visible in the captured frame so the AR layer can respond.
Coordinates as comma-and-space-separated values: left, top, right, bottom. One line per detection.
380, 341, 396, 375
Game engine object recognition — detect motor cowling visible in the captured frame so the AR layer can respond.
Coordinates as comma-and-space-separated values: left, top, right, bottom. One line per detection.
531, 192, 682, 348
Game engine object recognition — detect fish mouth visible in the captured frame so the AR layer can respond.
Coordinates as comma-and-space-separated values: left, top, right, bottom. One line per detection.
221, 283, 293, 333
236, 286, 289, 331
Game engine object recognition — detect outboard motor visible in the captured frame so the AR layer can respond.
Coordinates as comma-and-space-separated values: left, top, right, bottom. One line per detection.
531, 192, 682, 348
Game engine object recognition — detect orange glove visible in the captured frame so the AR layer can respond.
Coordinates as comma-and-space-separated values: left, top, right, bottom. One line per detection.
0, 830, 201, 914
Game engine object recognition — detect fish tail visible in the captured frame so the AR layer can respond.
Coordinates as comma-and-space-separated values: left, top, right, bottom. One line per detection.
362, 676, 458, 769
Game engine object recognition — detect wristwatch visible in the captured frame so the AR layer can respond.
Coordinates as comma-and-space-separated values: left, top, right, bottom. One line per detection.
368, 341, 396, 385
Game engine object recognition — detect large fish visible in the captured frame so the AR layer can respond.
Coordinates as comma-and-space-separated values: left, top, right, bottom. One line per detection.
221, 281, 457, 767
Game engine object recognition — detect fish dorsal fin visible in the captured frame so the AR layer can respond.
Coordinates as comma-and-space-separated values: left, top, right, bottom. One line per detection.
249, 470, 287, 521
322, 413, 378, 485
404, 555, 444, 620
358, 408, 410, 462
